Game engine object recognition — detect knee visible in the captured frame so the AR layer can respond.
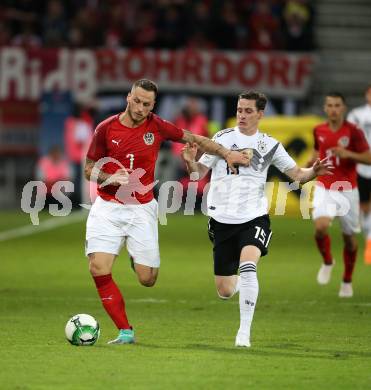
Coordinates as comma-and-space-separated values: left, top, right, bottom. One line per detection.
217, 287, 233, 300
138, 274, 157, 287
315, 225, 329, 238
344, 239, 357, 252
89, 260, 103, 277
89, 257, 109, 277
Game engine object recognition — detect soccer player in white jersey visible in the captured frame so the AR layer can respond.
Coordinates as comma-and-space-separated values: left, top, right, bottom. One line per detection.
347, 85, 371, 263
181, 90, 333, 348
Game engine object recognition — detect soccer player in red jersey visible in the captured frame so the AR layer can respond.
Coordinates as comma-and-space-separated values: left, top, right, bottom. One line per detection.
309, 92, 371, 297
84, 79, 249, 344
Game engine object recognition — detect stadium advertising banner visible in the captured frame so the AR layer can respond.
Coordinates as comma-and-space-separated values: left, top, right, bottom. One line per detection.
0, 47, 317, 103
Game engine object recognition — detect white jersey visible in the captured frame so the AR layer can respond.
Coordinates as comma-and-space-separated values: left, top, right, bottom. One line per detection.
199, 127, 296, 224
347, 104, 371, 178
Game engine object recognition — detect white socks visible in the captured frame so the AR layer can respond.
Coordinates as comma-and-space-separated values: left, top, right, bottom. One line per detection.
360, 212, 371, 239
238, 261, 259, 338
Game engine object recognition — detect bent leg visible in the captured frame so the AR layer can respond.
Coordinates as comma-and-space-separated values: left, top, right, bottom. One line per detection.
126, 199, 160, 287
215, 275, 240, 299
133, 263, 159, 287
89, 252, 131, 330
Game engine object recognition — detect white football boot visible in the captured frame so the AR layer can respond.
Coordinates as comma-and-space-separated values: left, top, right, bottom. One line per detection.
235, 331, 251, 348
316, 261, 335, 285
338, 282, 353, 298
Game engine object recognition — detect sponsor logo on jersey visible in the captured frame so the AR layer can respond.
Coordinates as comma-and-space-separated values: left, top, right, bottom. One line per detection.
143, 132, 155, 145
231, 144, 239, 150
338, 136, 349, 147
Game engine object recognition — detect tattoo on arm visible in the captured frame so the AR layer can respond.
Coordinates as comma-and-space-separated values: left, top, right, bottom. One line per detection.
85, 158, 111, 184
182, 130, 229, 159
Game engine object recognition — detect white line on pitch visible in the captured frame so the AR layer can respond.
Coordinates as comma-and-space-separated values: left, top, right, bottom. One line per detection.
0, 211, 86, 242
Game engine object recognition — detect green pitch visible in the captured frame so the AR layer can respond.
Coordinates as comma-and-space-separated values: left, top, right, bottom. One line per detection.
1, 211, 371, 389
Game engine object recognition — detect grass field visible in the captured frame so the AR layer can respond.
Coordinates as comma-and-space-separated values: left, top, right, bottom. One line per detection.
1, 211, 371, 389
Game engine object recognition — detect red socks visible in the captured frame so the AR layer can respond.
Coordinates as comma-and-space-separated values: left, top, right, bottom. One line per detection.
343, 248, 357, 283
93, 274, 131, 330
315, 234, 333, 265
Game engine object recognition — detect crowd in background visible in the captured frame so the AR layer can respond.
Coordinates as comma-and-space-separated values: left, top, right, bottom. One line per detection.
0, 0, 314, 51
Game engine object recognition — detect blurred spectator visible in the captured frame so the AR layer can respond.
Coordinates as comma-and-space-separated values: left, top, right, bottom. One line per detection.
248, 1, 283, 50
64, 103, 94, 207
131, 6, 158, 48
36, 145, 72, 207
42, 0, 68, 47
173, 97, 211, 207
156, 4, 187, 49
173, 97, 209, 157
1, 0, 315, 51
0, 22, 11, 46
282, 0, 314, 51
213, 2, 250, 50
11, 22, 41, 48
69, 5, 102, 48
173, 98, 209, 189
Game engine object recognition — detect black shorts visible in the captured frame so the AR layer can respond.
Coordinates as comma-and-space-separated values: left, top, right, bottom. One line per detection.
357, 175, 371, 203
207, 215, 272, 276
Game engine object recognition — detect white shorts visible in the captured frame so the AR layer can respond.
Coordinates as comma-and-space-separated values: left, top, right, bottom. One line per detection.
86, 196, 160, 268
312, 185, 360, 235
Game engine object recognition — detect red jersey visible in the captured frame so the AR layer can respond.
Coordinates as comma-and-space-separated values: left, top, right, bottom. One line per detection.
314, 120, 369, 189
87, 112, 183, 204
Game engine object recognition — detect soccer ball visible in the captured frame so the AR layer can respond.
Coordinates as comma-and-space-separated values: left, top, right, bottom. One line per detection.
65, 314, 100, 346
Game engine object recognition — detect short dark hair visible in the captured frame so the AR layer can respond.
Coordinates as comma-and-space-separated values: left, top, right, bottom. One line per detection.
325, 92, 346, 104
132, 79, 158, 98
238, 90, 267, 111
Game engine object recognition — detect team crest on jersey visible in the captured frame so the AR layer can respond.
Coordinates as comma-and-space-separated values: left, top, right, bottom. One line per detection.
257, 140, 268, 154
338, 136, 349, 147
143, 132, 155, 145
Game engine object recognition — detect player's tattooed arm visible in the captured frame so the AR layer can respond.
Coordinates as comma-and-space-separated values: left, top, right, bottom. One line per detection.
84, 158, 129, 186
181, 130, 249, 173
181, 143, 210, 180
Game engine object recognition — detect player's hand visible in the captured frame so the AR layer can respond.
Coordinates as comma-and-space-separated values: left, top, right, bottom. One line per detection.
225, 150, 250, 174
101, 168, 130, 187
181, 142, 198, 162
330, 146, 351, 159
312, 157, 334, 176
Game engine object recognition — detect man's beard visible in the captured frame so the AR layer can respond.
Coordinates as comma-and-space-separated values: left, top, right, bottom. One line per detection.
128, 105, 145, 125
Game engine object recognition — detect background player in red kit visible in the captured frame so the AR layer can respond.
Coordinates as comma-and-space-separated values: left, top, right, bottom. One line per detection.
309, 92, 371, 298
84, 79, 249, 344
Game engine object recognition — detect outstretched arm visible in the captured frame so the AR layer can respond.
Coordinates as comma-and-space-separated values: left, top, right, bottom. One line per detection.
181, 130, 249, 173
181, 143, 210, 180
284, 157, 334, 184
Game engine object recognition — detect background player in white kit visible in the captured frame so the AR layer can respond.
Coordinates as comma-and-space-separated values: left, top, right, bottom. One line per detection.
347, 85, 371, 263
181, 91, 333, 348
